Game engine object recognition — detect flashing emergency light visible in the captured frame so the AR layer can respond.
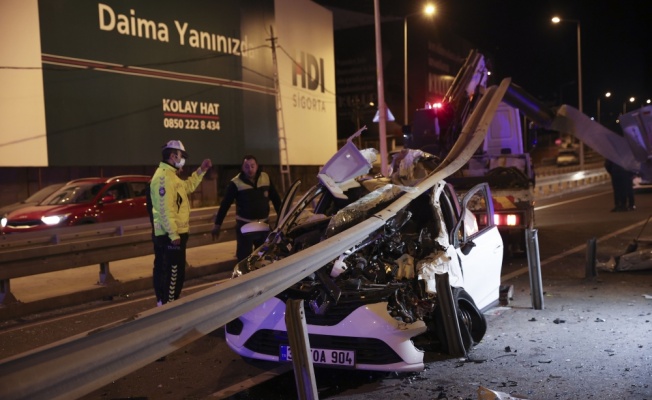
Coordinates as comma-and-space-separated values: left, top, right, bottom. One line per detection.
424, 102, 443, 110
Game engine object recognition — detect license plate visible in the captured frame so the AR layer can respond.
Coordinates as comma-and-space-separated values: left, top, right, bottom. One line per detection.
279, 345, 355, 367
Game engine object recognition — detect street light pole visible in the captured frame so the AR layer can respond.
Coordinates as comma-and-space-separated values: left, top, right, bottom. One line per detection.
403, 4, 435, 127
597, 92, 611, 124
373, 0, 389, 176
404, 17, 408, 126
623, 97, 635, 114
552, 16, 584, 168
576, 21, 584, 169
576, 22, 583, 114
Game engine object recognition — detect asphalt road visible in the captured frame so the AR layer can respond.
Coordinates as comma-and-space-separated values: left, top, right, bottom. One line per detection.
1, 182, 651, 399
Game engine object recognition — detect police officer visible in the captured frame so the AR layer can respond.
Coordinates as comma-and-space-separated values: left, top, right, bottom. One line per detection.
150, 140, 212, 306
211, 155, 282, 261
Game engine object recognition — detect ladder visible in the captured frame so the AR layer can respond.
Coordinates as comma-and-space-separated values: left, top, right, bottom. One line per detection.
268, 26, 292, 193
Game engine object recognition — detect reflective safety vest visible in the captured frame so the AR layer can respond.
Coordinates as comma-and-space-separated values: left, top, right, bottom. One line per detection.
151, 162, 206, 241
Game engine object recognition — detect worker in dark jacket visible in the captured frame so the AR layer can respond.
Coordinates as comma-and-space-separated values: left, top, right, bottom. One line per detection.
211, 155, 282, 260
605, 159, 635, 212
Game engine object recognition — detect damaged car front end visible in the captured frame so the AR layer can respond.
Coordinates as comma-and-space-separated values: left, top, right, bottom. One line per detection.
225, 140, 503, 372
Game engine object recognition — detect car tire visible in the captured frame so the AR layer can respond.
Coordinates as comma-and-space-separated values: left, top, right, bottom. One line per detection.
434, 287, 487, 354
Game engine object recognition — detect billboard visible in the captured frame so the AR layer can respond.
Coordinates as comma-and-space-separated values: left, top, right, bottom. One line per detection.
0, 0, 48, 167
0, 0, 336, 167
275, 0, 337, 165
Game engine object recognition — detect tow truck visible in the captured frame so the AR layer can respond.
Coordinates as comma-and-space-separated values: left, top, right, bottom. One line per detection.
404, 50, 555, 256
404, 46, 652, 257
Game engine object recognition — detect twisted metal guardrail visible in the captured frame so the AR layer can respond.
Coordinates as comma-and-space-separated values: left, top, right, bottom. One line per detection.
535, 167, 609, 197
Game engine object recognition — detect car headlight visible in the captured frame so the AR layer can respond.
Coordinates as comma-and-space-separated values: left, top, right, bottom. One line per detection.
41, 214, 68, 226
1, 216, 6, 228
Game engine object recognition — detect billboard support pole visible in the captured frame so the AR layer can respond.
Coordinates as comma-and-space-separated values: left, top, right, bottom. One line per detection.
268, 26, 292, 193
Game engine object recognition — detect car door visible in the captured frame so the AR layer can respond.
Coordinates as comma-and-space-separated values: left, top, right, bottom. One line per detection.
451, 183, 504, 311
126, 181, 150, 217
98, 182, 137, 222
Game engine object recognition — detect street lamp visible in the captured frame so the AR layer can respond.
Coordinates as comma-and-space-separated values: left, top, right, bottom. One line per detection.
623, 96, 635, 114
552, 16, 584, 168
404, 4, 435, 126
597, 91, 611, 123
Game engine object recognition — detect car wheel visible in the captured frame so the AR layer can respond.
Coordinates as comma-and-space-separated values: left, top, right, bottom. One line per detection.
434, 288, 487, 354
455, 288, 487, 346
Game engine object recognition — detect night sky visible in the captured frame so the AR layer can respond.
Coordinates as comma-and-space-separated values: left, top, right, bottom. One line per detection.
315, 0, 652, 121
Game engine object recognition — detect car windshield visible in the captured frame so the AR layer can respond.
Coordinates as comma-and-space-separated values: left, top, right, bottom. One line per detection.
23, 184, 64, 204
41, 183, 104, 205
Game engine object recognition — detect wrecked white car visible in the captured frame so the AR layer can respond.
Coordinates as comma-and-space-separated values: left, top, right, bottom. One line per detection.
225, 145, 503, 372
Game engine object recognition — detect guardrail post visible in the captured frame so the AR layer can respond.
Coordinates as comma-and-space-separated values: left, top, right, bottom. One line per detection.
525, 228, 544, 310
0, 279, 18, 305
435, 272, 466, 357
98, 262, 116, 285
585, 237, 597, 279
285, 299, 318, 400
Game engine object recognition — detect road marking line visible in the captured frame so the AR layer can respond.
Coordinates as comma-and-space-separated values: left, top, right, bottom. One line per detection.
534, 190, 611, 210
206, 364, 294, 399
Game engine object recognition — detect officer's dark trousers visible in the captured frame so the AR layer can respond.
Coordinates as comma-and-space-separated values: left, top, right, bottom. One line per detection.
153, 233, 189, 304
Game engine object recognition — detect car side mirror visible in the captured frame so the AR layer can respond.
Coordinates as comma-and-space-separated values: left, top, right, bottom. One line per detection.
100, 195, 116, 204
461, 240, 476, 255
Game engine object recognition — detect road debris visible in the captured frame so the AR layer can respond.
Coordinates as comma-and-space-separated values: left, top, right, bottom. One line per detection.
478, 385, 529, 399
597, 217, 652, 272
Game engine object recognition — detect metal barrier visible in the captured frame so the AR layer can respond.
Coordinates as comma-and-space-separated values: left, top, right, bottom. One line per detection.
525, 228, 544, 310
534, 167, 609, 198
0, 165, 606, 306
286, 299, 318, 400
0, 208, 237, 305
585, 237, 598, 279
435, 273, 466, 357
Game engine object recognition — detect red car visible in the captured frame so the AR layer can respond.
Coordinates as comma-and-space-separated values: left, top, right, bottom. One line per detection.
1, 175, 151, 233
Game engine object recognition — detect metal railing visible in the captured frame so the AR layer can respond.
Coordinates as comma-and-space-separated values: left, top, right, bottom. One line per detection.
0, 165, 609, 309
0, 208, 237, 305
535, 167, 609, 197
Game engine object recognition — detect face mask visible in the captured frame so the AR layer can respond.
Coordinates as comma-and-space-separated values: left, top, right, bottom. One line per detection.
174, 156, 186, 169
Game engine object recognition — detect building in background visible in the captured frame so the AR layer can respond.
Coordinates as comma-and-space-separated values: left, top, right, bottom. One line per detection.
326, 5, 476, 148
